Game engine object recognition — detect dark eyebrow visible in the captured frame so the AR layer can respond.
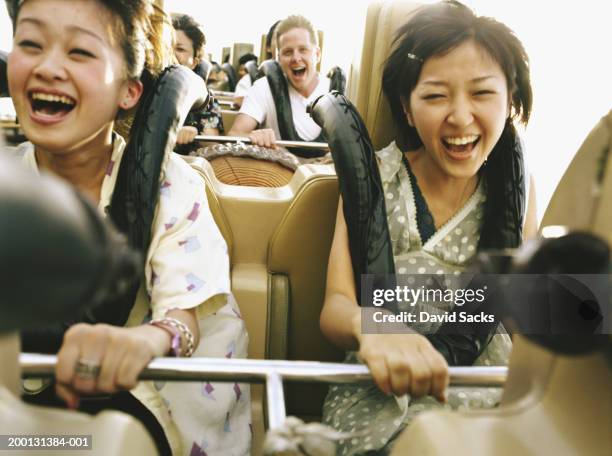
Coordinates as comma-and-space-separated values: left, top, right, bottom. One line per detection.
17, 17, 105, 44
16, 16, 43, 27
420, 75, 500, 87
420, 80, 447, 87
470, 75, 499, 83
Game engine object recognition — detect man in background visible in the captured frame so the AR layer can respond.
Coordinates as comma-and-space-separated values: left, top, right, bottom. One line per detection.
229, 15, 326, 149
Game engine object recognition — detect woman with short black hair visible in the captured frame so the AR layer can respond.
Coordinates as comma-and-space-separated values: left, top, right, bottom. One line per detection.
320, 2, 537, 454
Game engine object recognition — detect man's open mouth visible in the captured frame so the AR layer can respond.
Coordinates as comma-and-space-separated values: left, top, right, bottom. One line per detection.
291, 67, 306, 77
441, 135, 480, 154
29, 91, 76, 119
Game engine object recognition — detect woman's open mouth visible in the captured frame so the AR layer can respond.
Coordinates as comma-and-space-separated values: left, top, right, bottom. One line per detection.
441, 135, 480, 159
28, 91, 76, 124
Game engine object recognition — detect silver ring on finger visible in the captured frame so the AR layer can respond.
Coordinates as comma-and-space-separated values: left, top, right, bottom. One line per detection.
74, 359, 101, 379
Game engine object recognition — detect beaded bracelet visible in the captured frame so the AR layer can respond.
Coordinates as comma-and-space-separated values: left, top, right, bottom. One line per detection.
150, 317, 195, 357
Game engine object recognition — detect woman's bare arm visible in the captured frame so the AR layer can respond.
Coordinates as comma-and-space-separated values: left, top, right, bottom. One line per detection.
320, 199, 449, 399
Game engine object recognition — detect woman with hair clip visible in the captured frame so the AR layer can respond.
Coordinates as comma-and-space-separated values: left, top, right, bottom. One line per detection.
319, 2, 537, 454
7, 0, 250, 454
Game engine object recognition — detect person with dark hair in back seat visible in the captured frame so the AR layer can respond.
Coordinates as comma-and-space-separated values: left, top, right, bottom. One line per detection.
233, 53, 257, 108
172, 13, 224, 153
237, 53, 258, 80
229, 15, 328, 151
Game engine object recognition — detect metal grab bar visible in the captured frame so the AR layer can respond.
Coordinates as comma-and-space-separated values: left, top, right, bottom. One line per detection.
194, 134, 330, 152
21, 354, 507, 429
217, 99, 236, 107
211, 90, 236, 98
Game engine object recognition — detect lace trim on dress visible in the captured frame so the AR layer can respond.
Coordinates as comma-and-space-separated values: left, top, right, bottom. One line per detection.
402, 154, 436, 243
423, 182, 484, 251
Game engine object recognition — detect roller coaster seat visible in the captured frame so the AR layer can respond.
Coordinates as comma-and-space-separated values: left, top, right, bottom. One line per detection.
392, 334, 611, 456
541, 109, 612, 245
348, 1, 422, 149
220, 109, 238, 131
189, 156, 339, 450
193, 59, 212, 83
221, 62, 238, 92
208, 156, 295, 187
266, 169, 344, 421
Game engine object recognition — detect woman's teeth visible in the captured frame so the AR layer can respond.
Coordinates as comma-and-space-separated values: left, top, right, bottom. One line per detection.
31, 92, 75, 106
442, 135, 480, 153
444, 135, 479, 146
292, 67, 306, 76
30, 92, 76, 117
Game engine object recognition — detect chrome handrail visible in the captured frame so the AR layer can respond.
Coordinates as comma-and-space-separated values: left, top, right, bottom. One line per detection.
20, 354, 507, 429
194, 134, 330, 152
217, 99, 236, 107
211, 90, 236, 98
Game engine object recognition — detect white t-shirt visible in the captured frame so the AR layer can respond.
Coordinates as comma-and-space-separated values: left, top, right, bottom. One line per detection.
239, 75, 328, 141
234, 74, 252, 98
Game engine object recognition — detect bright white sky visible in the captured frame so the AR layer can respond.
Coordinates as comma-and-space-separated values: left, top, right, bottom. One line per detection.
2, 0, 612, 222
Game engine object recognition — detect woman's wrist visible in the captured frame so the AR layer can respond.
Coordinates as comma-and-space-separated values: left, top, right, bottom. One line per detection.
135, 324, 173, 357
351, 311, 363, 346
149, 317, 195, 357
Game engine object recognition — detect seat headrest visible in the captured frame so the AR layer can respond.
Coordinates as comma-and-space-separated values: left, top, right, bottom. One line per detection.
327, 66, 346, 94
193, 60, 212, 82
245, 60, 258, 84
221, 62, 237, 91
352, 1, 423, 149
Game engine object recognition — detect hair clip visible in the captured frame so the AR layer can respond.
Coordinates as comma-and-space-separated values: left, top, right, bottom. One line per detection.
407, 52, 423, 62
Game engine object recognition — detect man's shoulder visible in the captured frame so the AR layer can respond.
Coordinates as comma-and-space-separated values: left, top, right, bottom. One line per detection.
251, 76, 272, 94
235, 74, 252, 96
240, 77, 274, 120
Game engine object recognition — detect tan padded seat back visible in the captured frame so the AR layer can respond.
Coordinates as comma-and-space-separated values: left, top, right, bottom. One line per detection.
391, 336, 612, 456
346, 2, 382, 105
351, 1, 423, 150
231, 43, 255, 69
190, 158, 337, 450
259, 34, 267, 63
541, 110, 612, 245
221, 109, 238, 132
209, 156, 294, 187
267, 175, 344, 418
